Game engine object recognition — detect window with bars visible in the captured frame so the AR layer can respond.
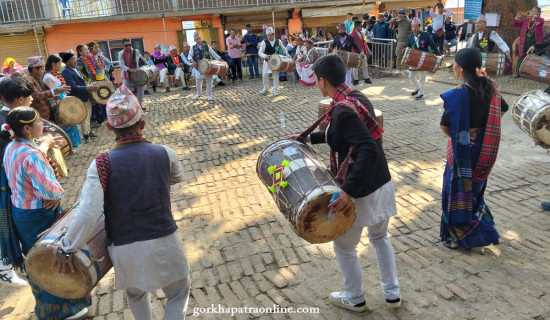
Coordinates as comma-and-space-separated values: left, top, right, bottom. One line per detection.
95, 38, 144, 67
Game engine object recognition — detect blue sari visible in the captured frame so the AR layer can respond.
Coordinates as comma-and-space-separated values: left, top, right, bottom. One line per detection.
440, 85, 501, 249
11, 207, 91, 319
62, 125, 81, 148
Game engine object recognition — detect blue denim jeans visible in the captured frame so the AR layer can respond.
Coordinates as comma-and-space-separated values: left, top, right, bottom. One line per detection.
246, 55, 259, 77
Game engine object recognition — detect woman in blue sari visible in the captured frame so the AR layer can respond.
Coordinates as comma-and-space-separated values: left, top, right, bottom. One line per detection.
1, 106, 90, 319
439, 48, 509, 250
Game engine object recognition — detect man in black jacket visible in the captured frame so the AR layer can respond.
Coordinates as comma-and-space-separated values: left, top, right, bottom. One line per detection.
60, 51, 99, 142
287, 54, 401, 312
330, 24, 362, 86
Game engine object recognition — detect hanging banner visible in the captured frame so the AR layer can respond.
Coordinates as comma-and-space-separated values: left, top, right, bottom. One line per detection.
464, 0, 483, 20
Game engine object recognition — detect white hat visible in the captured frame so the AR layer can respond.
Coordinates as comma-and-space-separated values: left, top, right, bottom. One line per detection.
266, 27, 274, 35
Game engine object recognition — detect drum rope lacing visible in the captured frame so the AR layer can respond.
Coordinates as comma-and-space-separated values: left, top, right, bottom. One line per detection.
260, 140, 337, 230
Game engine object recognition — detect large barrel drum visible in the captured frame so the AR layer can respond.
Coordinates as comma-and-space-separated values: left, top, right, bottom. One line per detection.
256, 139, 356, 244
25, 207, 113, 299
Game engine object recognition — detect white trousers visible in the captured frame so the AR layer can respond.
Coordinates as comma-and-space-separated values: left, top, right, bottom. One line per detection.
195, 73, 213, 97
333, 219, 400, 304
126, 277, 190, 320
409, 69, 426, 95
352, 56, 370, 80
159, 68, 169, 87
345, 67, 352, 86
262, 60, 279, 90
174, 67, 187, 87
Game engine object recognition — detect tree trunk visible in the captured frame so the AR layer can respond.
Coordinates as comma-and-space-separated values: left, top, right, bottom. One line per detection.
482, 0, 538, 47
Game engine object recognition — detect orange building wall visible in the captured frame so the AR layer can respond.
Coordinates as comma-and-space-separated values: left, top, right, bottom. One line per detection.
288, 9, 302, 41
45, 14, 216, 56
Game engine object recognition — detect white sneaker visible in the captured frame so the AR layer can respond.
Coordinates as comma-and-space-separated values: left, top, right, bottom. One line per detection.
193, 94, 200, 100
0, 267, 28, 287
65, 308, 89, 320
273, 89, 278, 97
206, 96, 213, 101
259, 88, 268, 95
386, 296, 402, 309
328, 291, 368, 312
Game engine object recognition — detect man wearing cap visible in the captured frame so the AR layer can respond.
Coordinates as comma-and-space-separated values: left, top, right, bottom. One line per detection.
188, 32, 222, 101
167, 45, 191, 91
24, 56, 70, 120
118, 39, 149, 109
258, 26, 289, 97
407, 17, 441, 100
330, 24, 362, 85
152, 44, 171, 93
467, 14, 511, 60
243, 24, 260, 79
279, 35, 294, 82
292, 36, 306, 83
349, 20, 373, 85
429, 2, 453, 56
389, 10, 412, 74
61, 52, 99, 142
51, 85, 190, 320
295, 38, 319, 86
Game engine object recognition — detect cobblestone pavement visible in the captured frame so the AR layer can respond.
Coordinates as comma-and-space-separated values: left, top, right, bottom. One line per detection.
1, 71, 550, 320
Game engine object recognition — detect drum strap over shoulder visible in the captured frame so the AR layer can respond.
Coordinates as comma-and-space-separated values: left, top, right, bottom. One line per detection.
95, 152, 111, 192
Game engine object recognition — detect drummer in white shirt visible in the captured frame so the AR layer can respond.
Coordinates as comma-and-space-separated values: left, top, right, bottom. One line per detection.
258, 27, 289, 97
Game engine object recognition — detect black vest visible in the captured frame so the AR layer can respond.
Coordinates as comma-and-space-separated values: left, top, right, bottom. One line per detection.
104, 142, 177, 246
473, 30, 496, 53
263, 39, 279, 60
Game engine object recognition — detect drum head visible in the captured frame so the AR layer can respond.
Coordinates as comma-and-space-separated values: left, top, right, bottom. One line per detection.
91, 81, 115, 104
268, 55, 282, 71
57, 97, 87, 127
131, 69, 148, 86
296, 191, 356, 244
198, 60, 211, 74
41, 118, 73, 158
26, 247, 93, 299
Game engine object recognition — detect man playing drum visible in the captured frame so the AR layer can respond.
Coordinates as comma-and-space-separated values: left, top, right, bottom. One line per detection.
407, 17, 441, 100
60, 52, 100, 143
258, 27, 289, 97
287, 54, 401, 312
188, 32, 222, 101
25, 56, 70, 121
466, 14, 511, 61
118, 39, 149, 110
50, 85, 190, 320
329, 24, 362, 86
349, 20, 372, 85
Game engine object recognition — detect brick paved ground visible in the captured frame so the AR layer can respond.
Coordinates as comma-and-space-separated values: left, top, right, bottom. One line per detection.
1, 70, 550, 320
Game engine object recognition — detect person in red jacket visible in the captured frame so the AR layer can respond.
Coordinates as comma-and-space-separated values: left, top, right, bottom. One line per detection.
349, 20, 373, 85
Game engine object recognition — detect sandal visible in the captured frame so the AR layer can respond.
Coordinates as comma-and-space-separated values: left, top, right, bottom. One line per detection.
443, 240, 460, 250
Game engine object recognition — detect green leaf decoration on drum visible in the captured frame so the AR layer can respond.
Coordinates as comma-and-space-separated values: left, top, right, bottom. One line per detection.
267, 159, 290, 193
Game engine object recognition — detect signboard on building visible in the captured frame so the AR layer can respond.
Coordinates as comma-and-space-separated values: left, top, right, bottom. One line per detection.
464, 0, 482, 20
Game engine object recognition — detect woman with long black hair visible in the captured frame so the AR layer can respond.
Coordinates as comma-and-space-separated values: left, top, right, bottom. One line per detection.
439, 47, 509, 250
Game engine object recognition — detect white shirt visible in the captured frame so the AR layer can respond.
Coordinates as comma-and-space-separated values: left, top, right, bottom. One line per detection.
467, 30, 510, 53
187, 44, 221, 62
59, 144, 184, 253
429, 8, 453, 32
43, 73, 62, 90
180, 51, 193, 67
258, 38, 289, 59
